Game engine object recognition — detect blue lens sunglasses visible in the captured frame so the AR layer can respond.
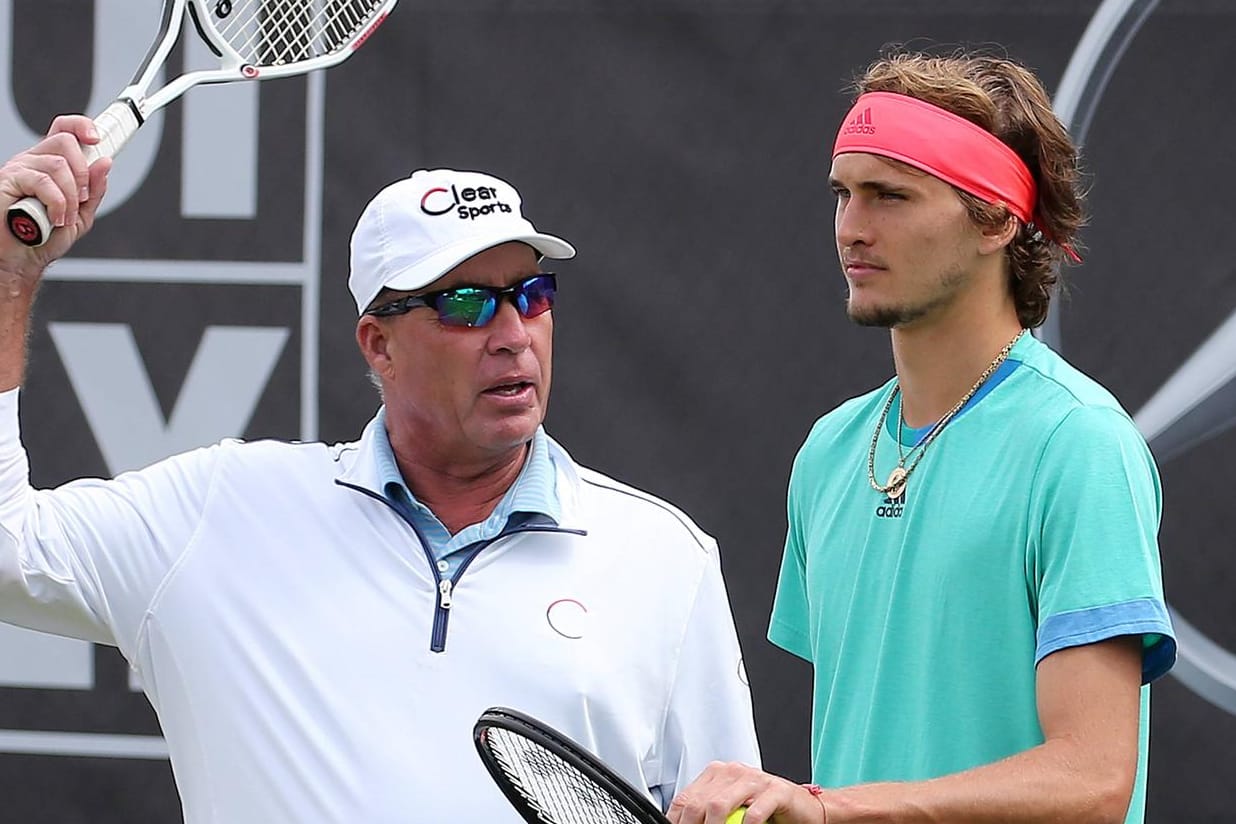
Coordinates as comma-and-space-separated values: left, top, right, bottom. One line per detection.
365, 274, 557, 328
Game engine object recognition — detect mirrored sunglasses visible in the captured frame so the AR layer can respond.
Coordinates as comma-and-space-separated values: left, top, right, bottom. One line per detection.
365, 274, 557, 328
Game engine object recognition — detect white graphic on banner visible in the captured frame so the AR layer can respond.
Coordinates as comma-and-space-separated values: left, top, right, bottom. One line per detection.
182, 34, 259, 218
49, 323, 289, 475
0, 0, 164, 218
0, 0, 260, 221
0, 1, 326, 758
0, 623, 92, 689
1053, 0, 1236, 715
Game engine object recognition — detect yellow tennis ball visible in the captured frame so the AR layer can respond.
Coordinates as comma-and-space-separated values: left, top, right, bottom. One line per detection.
726, 807, 748, 824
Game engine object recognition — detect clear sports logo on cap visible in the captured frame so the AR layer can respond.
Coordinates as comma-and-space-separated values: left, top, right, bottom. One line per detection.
419, 181, 513, 220
348, 168, 575, 315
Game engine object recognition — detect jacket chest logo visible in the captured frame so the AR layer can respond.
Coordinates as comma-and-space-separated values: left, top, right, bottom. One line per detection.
546, 598, 589, 639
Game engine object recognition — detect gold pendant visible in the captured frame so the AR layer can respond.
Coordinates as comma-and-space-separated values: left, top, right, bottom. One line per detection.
885, 466, 907, 497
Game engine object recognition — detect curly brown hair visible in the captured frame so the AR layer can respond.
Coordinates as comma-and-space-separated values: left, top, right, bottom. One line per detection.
852, 50, 1086, 328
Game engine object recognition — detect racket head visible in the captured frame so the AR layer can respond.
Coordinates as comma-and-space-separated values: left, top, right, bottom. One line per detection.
6, 0, 400, 248
187, 0, 398, 76
474, 706, 669, 824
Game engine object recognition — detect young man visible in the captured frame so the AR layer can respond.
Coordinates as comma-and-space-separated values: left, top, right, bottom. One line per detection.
668, 51, 1173, 824
0, 118, 759, 822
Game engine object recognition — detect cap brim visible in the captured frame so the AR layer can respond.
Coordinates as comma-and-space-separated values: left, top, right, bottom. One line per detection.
377, 232, 576, 298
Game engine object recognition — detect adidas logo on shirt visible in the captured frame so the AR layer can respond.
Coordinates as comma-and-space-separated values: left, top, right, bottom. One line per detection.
875, 487, 905, 518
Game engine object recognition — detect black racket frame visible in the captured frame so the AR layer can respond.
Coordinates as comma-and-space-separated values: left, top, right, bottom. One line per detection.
473, 706, 669, 824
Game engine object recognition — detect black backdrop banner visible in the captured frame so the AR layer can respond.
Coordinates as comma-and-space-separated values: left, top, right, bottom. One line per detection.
0, 1, 1232, 821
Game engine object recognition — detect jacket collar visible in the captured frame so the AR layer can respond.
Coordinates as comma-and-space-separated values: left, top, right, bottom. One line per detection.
335, 411, 587, 532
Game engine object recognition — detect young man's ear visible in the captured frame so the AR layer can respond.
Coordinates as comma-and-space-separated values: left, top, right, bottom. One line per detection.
978, 212, 1020, 256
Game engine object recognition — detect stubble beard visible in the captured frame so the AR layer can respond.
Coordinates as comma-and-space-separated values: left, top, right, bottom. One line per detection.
847, 300, 929, 328
845, 264, 968, 329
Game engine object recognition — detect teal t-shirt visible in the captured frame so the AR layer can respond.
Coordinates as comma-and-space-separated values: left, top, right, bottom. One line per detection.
768, 333, 1174, 823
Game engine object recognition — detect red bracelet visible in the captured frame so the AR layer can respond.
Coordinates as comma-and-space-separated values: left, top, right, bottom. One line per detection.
801, 784, 827, 824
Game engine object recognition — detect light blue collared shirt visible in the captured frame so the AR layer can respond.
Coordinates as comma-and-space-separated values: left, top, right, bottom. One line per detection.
370, 408, 560, 578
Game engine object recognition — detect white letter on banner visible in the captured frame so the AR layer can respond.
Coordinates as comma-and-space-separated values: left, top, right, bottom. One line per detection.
48, 323, 289, 475
183, 31, 259, 218
0, 0, 165, 218
0, 623, 92, 689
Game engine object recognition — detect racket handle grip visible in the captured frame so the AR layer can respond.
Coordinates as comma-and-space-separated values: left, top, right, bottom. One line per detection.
6, 101, 140, 247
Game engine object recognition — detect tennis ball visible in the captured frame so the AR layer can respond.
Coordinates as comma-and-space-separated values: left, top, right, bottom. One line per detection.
726, 807, 748, 824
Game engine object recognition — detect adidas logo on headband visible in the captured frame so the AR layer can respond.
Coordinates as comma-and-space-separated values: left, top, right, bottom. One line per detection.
843, 107, 875, 135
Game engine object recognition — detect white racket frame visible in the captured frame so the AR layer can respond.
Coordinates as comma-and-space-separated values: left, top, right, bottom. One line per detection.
7, 0, 398, 246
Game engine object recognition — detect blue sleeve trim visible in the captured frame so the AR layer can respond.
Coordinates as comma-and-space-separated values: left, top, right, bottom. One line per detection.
1036, 597, 1176, 685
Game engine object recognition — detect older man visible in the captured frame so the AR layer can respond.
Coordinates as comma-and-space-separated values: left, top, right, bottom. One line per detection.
0, 116, 759, 822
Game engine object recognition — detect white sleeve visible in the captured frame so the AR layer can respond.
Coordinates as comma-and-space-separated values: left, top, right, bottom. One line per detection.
653, 543, 762, 809
0, 388, 215, 656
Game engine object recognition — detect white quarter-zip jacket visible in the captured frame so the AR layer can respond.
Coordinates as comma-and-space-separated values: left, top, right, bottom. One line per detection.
0, 390, 760, 822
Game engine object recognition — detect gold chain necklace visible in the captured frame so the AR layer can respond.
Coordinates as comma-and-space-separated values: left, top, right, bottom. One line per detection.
867, 329, 1025, 498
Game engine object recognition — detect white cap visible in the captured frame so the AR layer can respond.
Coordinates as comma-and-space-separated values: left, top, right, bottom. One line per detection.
348, 168, 576, 314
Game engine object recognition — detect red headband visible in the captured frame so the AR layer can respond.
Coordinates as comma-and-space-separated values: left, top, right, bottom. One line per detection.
833, 91, 1080, 262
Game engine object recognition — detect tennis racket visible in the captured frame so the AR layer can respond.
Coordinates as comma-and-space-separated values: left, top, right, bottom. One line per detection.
474, 706, 748, 824
6, 0, 398, 247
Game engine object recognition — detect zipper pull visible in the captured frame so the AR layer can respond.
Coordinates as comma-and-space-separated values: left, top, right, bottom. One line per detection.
438, 579, 453, 609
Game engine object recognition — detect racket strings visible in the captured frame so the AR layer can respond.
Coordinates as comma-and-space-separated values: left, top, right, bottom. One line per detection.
210, 0, 386, 66
484, 728, 643, 824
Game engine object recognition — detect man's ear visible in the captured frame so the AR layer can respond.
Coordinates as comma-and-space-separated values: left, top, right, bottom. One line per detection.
356, 316, 394, 379
978, 212, 1019, 256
